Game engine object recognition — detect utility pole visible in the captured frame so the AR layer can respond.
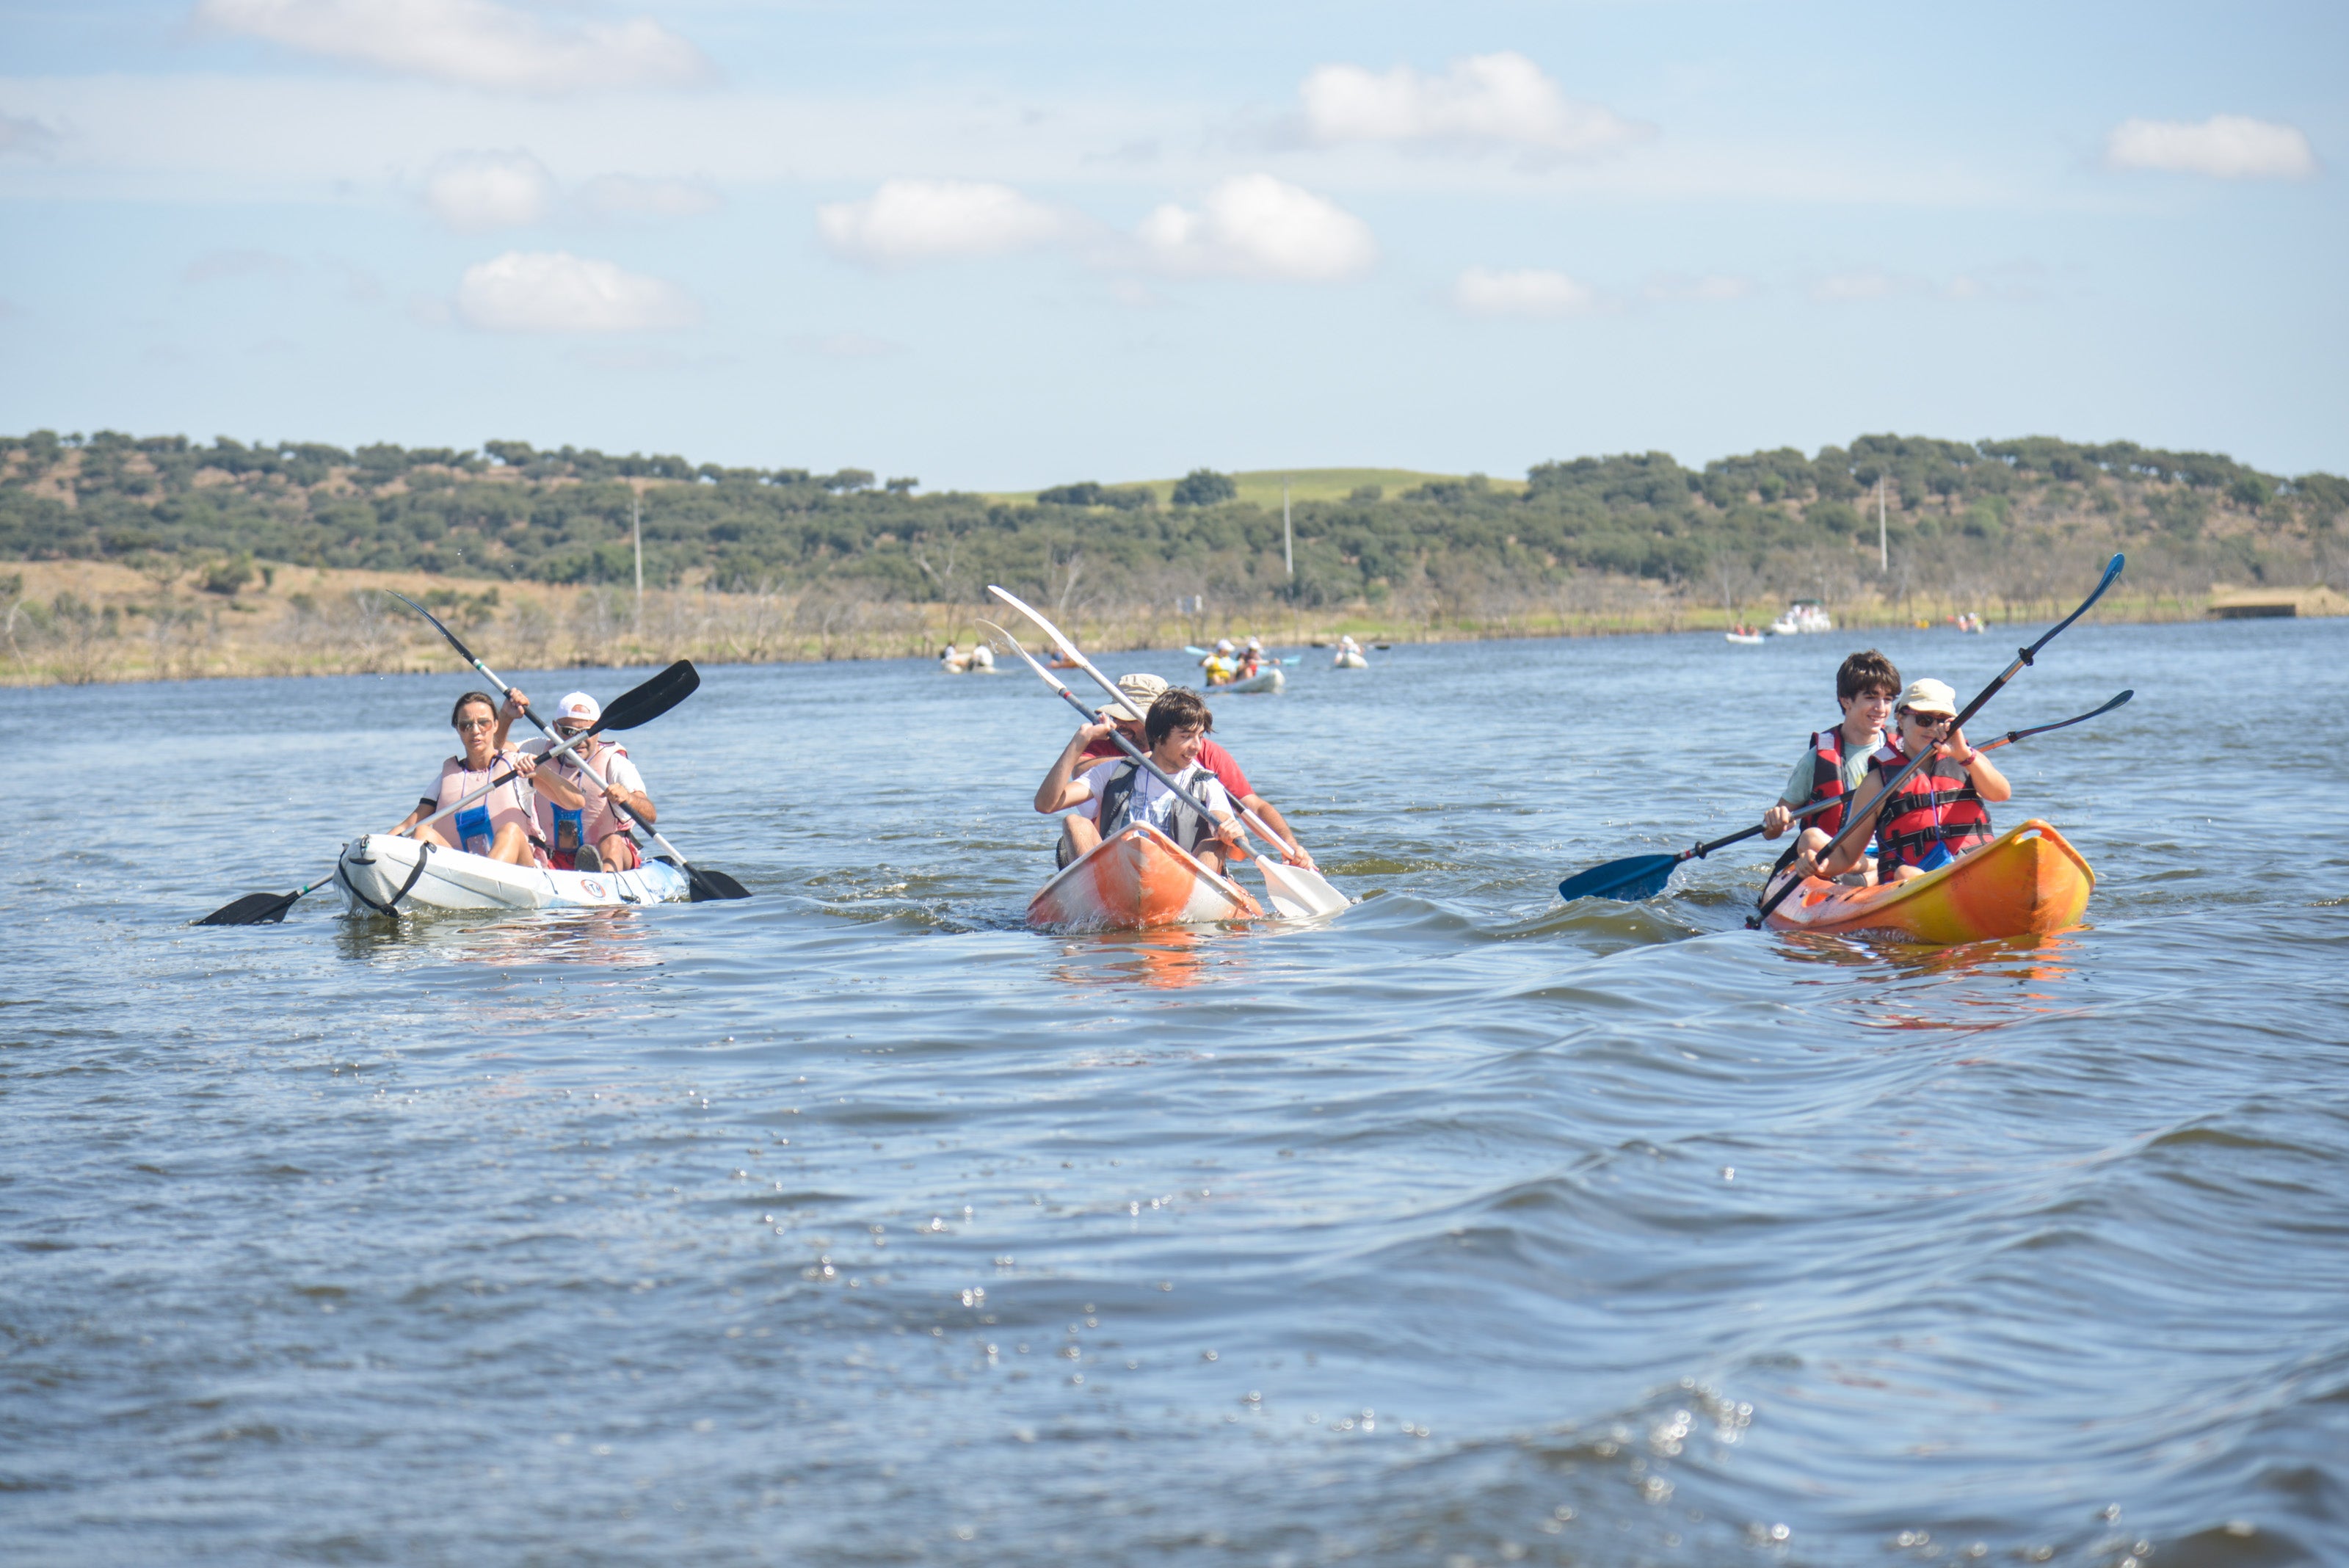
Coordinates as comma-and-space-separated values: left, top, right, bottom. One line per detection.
1282, 476, 1293, 580
1876, 475, 1887, 575
632, 490, 645, 636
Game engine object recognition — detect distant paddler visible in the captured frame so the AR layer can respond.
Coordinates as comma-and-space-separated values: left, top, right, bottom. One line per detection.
1199, 638, 1238, 686
1039, 672, 1315, 869
1034, 687, 1246, 876
388, 689, 581, 866
1332, 635, 1368, 669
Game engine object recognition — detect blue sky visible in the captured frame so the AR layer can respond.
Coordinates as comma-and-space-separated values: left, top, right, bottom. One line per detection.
1, 0, 2341, 488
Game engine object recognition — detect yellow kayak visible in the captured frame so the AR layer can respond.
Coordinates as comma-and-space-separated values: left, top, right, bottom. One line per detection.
1763, 819, 2094, 943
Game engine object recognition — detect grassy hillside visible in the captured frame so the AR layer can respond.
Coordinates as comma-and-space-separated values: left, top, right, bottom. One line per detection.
986, 468, 1530, 509
3, 427, 2341, 684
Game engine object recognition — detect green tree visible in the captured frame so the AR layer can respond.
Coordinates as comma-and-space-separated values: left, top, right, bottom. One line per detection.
1171, 468, 1236, 507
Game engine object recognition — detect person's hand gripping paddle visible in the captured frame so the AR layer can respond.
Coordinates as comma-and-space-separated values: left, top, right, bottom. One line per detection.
1749, 553, 2126, 928
382, 590, 748, 902
194, 659, 702, 925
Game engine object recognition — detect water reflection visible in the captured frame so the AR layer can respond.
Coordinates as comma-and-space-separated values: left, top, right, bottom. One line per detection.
1048, 929, 1216, 990
1780, 932, 2087, 1033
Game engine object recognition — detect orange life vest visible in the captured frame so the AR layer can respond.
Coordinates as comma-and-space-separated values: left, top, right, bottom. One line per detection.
1867, 743, 1994, 870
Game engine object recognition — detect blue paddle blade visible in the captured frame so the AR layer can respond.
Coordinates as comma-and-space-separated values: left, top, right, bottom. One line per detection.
1556, 853, 1680, 903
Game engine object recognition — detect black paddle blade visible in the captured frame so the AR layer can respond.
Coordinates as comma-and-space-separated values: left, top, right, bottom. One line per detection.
600, 660, 700, 731
686, 866, 752, 902
1557, 853, 1680, 903
195, 889, 303, 926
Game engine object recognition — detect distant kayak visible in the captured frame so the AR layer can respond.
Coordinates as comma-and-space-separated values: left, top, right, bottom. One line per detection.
1332, 650, 1368, 668
940, 645, 995, 674
1214, 667, 1285, 694
1027, 822, 1261, 930
1725, 631, 1766, 646
338, 834, 691, 915
1762, 819, 2093, 943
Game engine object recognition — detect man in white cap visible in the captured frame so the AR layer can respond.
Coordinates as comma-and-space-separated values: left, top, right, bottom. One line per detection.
515, 690, 658, 873
1036, 672, 1315, 870
1813, 678, 2011, 885
1199, 638, 1238, 686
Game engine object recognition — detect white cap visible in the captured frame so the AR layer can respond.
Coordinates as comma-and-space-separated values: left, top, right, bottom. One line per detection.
555, 691, 601, 723
1246, 635, 1263, 648
1215, 638, 1234, 653
1897, 678, 1958, 717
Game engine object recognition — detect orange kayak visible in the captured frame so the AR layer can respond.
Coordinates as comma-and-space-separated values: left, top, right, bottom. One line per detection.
1028, 822, 1263, 930
1762, 819, 2094, 943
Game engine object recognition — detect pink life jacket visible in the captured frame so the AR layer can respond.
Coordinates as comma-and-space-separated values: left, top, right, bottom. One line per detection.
432, 753, 542, 863
531, 741, 638, 867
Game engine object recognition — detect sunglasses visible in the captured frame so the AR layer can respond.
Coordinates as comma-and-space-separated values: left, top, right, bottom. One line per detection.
455, 716, 496, 730
554, 722, 592, 737
1901, 710, 1955, 727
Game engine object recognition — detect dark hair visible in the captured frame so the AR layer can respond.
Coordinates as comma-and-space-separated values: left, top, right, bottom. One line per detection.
1145, 686, 1214, 746
1835, 650, 1902, 701
450, 690, 501, 727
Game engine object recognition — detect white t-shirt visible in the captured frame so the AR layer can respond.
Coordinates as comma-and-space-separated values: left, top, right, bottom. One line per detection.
1070, 758, 1232, 832
521, 736, 647, 843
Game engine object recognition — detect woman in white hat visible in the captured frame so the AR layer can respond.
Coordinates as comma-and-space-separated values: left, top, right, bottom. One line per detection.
518, 690, 658, 873
1816, 678, 2011, 884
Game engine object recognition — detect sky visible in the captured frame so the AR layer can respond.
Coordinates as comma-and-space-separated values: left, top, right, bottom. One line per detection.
1, 0, 2342, 489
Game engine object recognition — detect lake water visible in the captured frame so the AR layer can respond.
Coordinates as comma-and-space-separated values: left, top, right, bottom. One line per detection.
6, 614, 2347, 1567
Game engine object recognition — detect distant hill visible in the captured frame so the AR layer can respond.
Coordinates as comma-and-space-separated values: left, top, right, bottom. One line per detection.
2, 429, 2339, 619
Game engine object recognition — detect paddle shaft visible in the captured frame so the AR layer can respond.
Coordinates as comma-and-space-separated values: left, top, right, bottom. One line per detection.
1753, 554, 2124, 923
390, 592, 699, 868
985, 592, 1304, 859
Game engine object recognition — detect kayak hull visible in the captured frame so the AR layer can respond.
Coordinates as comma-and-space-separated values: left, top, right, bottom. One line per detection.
1028, 822, 1263, 930
1213, 668, 1285, 694
1333, 651, 1368, 669
338, 833, 691, 915
1763, 819, 2093, 943
1725, 633, 1765, 645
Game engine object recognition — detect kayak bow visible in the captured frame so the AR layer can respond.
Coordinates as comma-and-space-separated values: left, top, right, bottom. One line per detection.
1760, 819, 2093, 943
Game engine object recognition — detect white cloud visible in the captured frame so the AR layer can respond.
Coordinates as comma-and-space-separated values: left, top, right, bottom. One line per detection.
788, 332, 903, 359
193, 0, 713, 94
1644, 272, 1751, 303
1453, 266, 1596, 318
1299, 52, 1649, 160
182, 248, 299, 284
816, 178, 1070, 267
578, 173, 722, 221
1135, 174, 1376, 282
424, 148, 555, 231
2105, 115, 2317, 180
1811, 269, 1899, 302
0, 110, 58, 156
454, 250, 697, 333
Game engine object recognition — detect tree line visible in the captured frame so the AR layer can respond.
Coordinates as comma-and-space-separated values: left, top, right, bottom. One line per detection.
3, 428, 2339, 617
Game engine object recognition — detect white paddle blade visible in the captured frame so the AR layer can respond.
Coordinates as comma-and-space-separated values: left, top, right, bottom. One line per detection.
1257, 857, 1348, 919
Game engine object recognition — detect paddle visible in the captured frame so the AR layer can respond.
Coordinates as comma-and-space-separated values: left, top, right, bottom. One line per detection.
1556, 690, 2133, 904
984, 620, 1343, 921
1749, 553, 2125, 928
194, 660, 701, 925
386, 592, 748, 902
1559, 797, 1838, 903
985, 589, 1351, 919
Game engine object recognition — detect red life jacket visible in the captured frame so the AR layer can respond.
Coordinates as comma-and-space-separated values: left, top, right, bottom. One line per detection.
1801, 722, 1861, 837
1866, 742, 1994, 869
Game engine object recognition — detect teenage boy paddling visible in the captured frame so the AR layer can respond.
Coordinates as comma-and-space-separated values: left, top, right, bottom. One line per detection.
1762, 650, 1901, 888
1815, 678, 2012, 885
1034, 688, 1247, 874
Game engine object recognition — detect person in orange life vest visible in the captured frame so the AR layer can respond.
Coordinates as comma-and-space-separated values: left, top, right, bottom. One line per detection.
1818, 678, 2012, 884
1762, 649, 1901, 888
390, 689, 582, 866
1035, 687, 1247, 873
1042, 672, 1314, 869
512, 691, 657, 874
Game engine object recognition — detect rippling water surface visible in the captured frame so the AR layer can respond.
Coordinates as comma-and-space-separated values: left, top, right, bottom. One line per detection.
7, 616, 2348, 1566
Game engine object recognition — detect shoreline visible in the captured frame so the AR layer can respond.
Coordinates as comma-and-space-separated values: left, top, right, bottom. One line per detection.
0, 558, 2324, 688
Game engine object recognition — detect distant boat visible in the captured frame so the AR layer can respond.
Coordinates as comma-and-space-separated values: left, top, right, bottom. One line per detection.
1768, 600, 1834, 636
1726, 628, 1766, 646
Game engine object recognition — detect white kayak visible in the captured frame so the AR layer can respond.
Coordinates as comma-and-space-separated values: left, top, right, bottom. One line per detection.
338, 832, 691, 915
1213, 667, 1285, 694
1332, 650, 1368, 669
1725, 632, 1766, 646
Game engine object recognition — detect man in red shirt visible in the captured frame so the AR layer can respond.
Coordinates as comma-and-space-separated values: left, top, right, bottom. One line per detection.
1044, 672, 1315, 870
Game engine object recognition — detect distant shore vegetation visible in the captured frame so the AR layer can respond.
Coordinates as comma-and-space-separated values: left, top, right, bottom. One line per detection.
1, 428, 2341, 683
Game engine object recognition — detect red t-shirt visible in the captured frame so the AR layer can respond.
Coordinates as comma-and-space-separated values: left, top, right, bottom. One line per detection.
1077, 735, 1253, 800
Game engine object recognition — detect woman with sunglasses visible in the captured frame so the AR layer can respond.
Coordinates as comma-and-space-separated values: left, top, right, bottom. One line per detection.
1813, 678, 2012, 885
390, 690, 581, 866
515, 691, 656, 874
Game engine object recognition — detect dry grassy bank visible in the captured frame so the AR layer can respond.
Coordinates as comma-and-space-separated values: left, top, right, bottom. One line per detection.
0, 557, 2288, 689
